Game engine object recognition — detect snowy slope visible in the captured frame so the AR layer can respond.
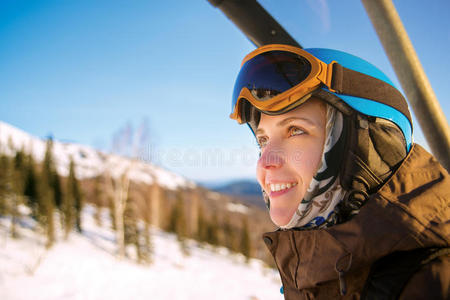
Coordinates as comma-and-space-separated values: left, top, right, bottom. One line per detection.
0, 121, 195, 190
0, 205, 282, 300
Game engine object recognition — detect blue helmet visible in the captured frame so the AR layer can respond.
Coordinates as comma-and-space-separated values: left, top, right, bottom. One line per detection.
305, 48, 412, 152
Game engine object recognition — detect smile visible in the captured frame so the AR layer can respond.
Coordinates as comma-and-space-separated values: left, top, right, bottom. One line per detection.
269, 182, 297, 192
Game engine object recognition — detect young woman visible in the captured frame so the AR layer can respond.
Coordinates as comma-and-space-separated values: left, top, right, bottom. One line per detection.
230, 44, 449, 299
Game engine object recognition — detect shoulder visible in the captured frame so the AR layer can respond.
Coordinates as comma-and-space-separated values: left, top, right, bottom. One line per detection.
379, 143, 449, 198
371, 144, 449, 247
400, 253, 450, 300
376, 144, 449, 240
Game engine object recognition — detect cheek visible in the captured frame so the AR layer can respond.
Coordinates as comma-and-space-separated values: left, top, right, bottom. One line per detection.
290, 145, 322, 183
307, 150, 322, 172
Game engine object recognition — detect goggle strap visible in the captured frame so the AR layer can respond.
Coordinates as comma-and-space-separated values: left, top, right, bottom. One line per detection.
331, 64, 412, 125
331, 63, 344, 93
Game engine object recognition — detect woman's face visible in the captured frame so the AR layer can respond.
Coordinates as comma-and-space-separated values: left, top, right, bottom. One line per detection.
255, 98, 327, 227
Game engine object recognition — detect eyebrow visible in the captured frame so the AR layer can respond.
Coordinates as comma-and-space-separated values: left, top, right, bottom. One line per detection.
255, 116, 319, 135
278, 116, 317, 127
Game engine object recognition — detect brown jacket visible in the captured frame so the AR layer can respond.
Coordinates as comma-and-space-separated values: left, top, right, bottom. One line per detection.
263, 144, 449, 299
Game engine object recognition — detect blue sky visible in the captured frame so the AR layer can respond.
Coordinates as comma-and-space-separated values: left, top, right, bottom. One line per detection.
1, 0, 449, 182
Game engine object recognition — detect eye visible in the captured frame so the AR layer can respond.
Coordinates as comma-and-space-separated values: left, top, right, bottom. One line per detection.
288, 126, 305, 137
256, 136, 268, 148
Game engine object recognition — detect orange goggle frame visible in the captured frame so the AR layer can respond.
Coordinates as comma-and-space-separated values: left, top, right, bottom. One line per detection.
230, 44, 337, 124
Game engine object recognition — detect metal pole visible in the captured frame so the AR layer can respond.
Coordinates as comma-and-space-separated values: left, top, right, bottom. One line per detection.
207, 0, 301, 48
361, 0, 450, 171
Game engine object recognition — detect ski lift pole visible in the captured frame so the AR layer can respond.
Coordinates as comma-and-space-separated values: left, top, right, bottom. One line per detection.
361, 0, 450, 172
207, 0, 301, 48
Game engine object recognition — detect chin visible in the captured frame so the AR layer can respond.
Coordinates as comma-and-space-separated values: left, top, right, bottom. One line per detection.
270, 208, 296, 227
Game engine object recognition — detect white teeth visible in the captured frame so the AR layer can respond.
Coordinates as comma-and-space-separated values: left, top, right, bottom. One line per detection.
269, 182, 297, 192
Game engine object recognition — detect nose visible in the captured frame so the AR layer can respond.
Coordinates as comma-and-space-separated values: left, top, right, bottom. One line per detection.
258, 146, 285, 170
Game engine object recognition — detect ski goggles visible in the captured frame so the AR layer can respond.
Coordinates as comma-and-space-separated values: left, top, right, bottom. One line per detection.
230, 44, 410, 126
230, 44, 337, 123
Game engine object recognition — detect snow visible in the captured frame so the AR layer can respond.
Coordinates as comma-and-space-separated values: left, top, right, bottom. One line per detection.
0, 121, 282, 299
0, 205, 282, 300
226, 202, 249, 214
0, 121, 195, 190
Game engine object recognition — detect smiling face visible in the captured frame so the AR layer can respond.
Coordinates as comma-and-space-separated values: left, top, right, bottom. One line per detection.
255, 98, 327, 227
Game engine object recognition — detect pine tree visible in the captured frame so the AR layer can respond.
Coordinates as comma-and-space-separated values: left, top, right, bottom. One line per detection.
93, 175, 103, 227
41, 138, 56, 248
167, 201, 177, 234
23, 154, 39, 220
62, 159, 75, 238
205, 212, 219, 246
13, 148, 25, 173
42, 137, 68, 241
196, 203, 207, 243
123, 197, 143, 262
0, 154, 11, 216
141, 192, 153, 264
67, 159, 82, 233
53, 171, 64, 230
141, 219, 153, 264
10, 149, 27, 238
123, 198, 135, 242
0, 153, 20, 237
9, 192, 20, 239
240, 216, 251, 262
40, 178, 55, 248
52, 172, 63, 209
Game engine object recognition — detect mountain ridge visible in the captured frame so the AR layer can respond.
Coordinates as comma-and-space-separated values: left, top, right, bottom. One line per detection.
0, 120, 195, 190
208, 179, 265, 209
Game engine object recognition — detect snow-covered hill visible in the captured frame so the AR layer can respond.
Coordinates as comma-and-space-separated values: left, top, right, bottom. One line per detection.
0, 121, 195, 190
0, 204, 282, 300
